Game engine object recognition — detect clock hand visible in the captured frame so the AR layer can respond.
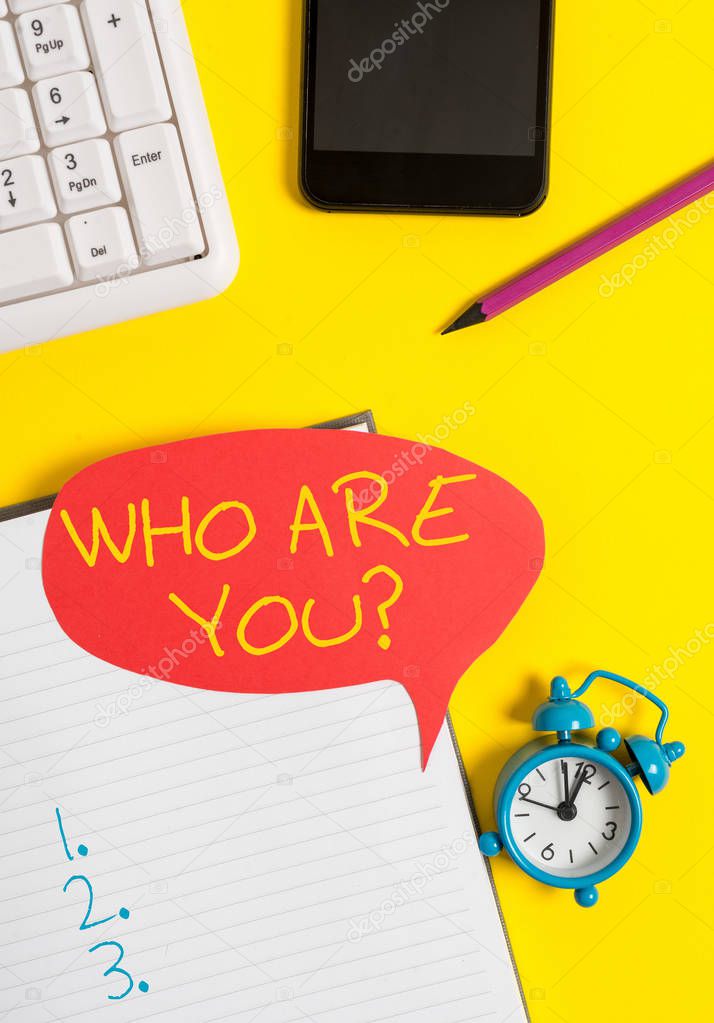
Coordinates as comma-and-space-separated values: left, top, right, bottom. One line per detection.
561, 761, 570, 804
519, 796, 560, 812
567, 769, 588, 808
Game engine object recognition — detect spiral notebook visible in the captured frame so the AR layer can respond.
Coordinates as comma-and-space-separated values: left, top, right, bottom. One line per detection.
0, 412, 527, 1023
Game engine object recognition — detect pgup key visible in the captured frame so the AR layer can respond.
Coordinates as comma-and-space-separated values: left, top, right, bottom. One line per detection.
16, 4, 90, 81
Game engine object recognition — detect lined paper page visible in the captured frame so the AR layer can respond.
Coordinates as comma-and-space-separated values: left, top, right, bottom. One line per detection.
0, 508, 526, 1023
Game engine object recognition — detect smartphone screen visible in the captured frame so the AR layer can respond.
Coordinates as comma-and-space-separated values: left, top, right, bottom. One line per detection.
315, 0, 540, 157
301, 0, 553, 214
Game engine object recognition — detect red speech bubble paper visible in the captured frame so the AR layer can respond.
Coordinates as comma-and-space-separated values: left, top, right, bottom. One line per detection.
42, 430, 544, 767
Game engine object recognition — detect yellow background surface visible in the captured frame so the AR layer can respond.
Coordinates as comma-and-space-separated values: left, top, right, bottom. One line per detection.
1, 1, 713, 1019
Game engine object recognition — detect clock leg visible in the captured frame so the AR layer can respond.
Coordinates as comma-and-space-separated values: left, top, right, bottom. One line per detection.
478, 832, 503, 857
574, 885, 599, 908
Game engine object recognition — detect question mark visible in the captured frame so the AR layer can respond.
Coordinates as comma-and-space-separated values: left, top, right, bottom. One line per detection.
362, 565, 404, 650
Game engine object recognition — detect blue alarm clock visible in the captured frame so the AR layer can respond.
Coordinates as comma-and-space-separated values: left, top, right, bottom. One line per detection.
479, 669, 685, 907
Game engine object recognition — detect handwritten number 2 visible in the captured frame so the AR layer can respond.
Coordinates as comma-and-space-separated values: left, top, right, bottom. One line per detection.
88, 941, 134, 1001
63, 875, 117, 931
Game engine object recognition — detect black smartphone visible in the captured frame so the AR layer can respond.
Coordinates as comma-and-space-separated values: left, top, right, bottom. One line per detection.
301, 0, 554, 215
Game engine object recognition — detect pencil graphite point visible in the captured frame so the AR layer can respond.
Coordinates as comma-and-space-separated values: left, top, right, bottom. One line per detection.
442, 301, 486, 335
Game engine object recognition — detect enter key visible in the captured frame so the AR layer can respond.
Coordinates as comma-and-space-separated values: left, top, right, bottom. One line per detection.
114, 123, 205, 268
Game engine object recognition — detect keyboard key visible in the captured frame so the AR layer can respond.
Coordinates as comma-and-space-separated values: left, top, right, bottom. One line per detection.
9, 1, 64, 12
0, 87, 39, 158
65, 205, 137, 281
0, 2, 7, 16
0, 154, 55, 229
0, 20, 23, 87
33, 70, 105, 146
16, 4, 90, 81
115, 122, 203, 267
0, 221, 73, 303
48, 137, 120, 213
81, 0, 171, 132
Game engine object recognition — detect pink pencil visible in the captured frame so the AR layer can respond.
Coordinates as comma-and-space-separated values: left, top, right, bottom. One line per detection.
442, 161, 714, 333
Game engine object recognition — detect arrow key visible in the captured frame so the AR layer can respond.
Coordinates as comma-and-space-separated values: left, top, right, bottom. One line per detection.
33, 70, 106, 147
0, 155, 56, 231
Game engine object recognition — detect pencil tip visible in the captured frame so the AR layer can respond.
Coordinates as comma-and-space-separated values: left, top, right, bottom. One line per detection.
441, 302, 486, 335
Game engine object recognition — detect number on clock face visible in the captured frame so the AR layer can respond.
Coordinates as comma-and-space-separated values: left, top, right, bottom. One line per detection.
508, 756, 632, 878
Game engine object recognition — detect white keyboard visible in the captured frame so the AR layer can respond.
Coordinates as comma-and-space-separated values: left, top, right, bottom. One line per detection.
0, 0, 238, 350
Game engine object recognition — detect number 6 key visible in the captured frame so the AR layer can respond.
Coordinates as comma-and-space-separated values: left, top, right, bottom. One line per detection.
32, 70, 106, 148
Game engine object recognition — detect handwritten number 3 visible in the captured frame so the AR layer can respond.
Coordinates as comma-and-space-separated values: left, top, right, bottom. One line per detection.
88, 941, 134, 1001
63, 875, 117, 931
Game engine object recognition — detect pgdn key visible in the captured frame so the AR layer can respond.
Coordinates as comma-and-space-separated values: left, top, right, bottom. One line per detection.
115, 123, 204, 267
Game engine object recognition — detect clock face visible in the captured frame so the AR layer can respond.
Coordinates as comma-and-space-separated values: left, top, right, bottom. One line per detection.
507, 755, 633, 879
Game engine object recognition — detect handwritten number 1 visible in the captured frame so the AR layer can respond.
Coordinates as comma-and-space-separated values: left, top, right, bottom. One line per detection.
88, 941, 134, 1001
55, 807, 88, 861
56, 808, 73, 861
